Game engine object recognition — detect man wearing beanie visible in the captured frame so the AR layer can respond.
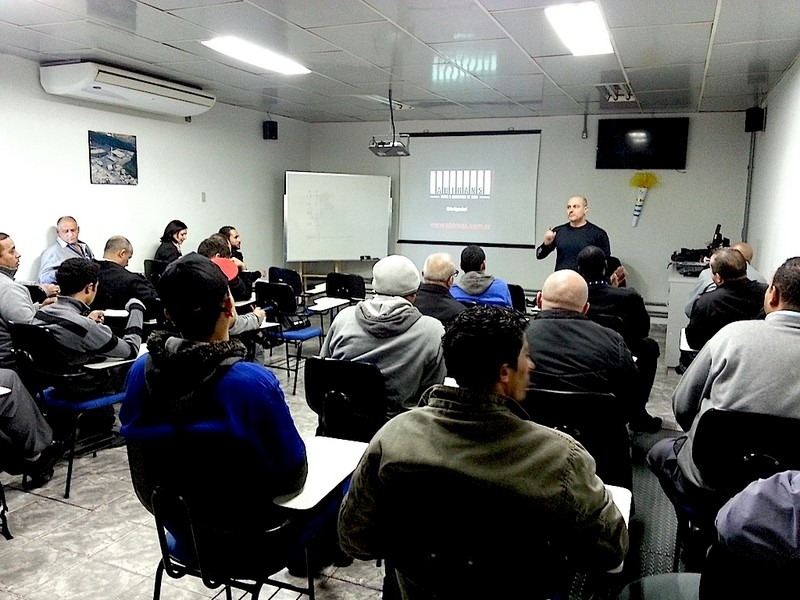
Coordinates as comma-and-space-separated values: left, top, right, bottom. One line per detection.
120, 252, 345, 576
320, 254, 446, 417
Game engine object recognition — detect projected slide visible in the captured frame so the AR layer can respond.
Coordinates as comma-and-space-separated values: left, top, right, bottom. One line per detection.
399, 132, 540, 247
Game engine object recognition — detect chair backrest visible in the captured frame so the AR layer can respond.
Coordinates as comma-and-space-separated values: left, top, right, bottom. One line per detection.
383, 468, 568, 599
521, 387, 632, 489
304, 356, 389, 441
8, 322, 76, 379
587, 312, 626, 337
692, 408, 800, 494
268, 266, 303, 297
23, 284, 48, 304
507, 283, 526, 313
255, 280, 298, 315
698, 541, 797, 599
126, 424, 297, 580
144, 259, 169, 287
325, 272, 366, 300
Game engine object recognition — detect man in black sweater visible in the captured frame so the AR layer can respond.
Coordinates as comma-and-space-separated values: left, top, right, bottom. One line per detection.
93, 236, 161, 320
536, 195, 610, 270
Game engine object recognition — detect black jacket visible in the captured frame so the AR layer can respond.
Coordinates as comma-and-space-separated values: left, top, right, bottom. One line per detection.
686, 278, 767, 349
93, 260, 161, 320
413, 283, 465, 327
525, 309, 637, 417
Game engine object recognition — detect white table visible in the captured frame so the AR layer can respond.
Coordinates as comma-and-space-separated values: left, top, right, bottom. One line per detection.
605, 484, 632, 574
234, 293, 257, 308
666, 264, 697, 367
84, 343, 149, 370
274, 436, 367, 510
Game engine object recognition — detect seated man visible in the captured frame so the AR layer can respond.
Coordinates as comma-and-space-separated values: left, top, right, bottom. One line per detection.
32, 258, 144, 436
648, 257, 800, 519
413, 252, 465, 327
218, 225, 263, 286
197, 234, 252, 301
450, 245, 512, 307
320, 255, 445, 417
576, 245, 662, 431
0, 233, 57, 369
684, 241, 767, 317
685, 246, 767, 349
525, 270, 644, 430
93, 236, 161, 320
339, 305, 628, 599
38, 216, 94, 284
0, 368, 61, 489
120, 253, 343, 574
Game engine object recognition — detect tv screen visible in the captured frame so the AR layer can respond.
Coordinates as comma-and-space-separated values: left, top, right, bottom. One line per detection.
596, 117, 689, 170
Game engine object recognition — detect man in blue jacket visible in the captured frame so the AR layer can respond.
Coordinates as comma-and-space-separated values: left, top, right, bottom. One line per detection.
120, 253, 343, 576
450, 244, 512, 307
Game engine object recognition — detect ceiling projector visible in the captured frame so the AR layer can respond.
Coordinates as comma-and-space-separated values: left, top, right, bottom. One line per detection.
369, 139, 410, 157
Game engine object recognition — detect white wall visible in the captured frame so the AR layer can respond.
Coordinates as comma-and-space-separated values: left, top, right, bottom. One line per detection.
0, 53, 310, 281
310, 112, 750, 304
747, 55, 800, 278
2, 51, 754, 305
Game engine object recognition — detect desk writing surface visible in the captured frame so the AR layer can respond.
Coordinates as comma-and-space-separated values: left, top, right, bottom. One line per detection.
234, 294, 256, 307
83, 343, 149, 370
307, 297, 350, 312
0, 386, 10, 396
274, 436, 367, 510
605, 483, 632, 574
103, 309, 129, 318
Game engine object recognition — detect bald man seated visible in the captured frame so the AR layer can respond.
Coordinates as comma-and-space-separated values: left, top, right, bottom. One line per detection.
93, 236, 162, 320
684, 241, 767, 318
525, 270, 646, 432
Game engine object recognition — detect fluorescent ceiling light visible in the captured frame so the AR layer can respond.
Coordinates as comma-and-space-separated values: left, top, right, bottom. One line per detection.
545, 2, 613, 56
201, 36, 310, 75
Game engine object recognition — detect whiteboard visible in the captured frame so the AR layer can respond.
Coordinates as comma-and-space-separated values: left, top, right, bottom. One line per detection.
285, 171, 392, 262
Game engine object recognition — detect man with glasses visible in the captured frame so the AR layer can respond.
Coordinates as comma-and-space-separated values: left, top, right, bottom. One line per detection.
413, 252, 465, 327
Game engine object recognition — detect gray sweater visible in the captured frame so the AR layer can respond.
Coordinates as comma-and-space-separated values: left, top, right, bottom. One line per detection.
0, 267, 39, 366
674, 310, 800, 489
320, 296, 445, 414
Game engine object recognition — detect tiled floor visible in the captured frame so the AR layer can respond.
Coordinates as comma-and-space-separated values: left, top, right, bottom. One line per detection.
0, 324, 680, 600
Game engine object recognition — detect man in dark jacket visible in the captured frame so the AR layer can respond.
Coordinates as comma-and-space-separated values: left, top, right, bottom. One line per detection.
93, 236, 161, 320
413, 252, 465, 327
525, 269, 640, 428
576, 245, 662, 431
686, 247, 767, 349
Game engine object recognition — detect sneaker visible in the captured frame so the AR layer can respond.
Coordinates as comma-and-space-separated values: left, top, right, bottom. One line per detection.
629, 414, 663, 433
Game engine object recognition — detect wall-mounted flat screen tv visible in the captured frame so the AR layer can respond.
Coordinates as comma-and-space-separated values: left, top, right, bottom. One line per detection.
596, 117, 689, 170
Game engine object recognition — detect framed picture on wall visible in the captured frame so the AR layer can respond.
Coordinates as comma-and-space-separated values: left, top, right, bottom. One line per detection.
88, 131, 138, 185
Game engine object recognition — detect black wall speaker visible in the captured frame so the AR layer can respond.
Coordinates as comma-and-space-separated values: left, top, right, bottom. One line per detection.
745, 107, 765, 132
263, 120, 278, 140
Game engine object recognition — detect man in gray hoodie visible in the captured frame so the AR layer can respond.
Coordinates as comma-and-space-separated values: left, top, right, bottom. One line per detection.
320, 254, 445, 417
450, 245, 512, 307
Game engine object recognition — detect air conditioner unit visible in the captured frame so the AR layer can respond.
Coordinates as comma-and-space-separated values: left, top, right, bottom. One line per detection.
39, 62, 216, 117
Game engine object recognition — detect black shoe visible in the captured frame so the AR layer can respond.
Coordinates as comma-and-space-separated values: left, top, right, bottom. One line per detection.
22, 440, 64, 489
629, 414, 663, 433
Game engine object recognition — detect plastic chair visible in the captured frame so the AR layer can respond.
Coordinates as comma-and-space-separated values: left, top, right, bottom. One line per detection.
325, 272, 366, 301
304, 356, 389, 442
507, 283, 526, 314
381, 469, 570, 600
269, 266, 305, 298
144, 259, 169, 288
669, 408, 800, 571
255, 281, 324, 394
9, 322, 129, 498
521, 388, 632, 489
125, 425, 317, 600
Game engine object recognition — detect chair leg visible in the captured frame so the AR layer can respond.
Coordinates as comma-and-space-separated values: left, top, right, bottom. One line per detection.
63, 413, 81, 499
0, 480, 12, 540
292, 341, 303, 395
153, 560, 165, 600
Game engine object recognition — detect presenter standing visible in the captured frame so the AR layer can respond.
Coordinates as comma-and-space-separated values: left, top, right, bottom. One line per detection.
536, 195, 610, 271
